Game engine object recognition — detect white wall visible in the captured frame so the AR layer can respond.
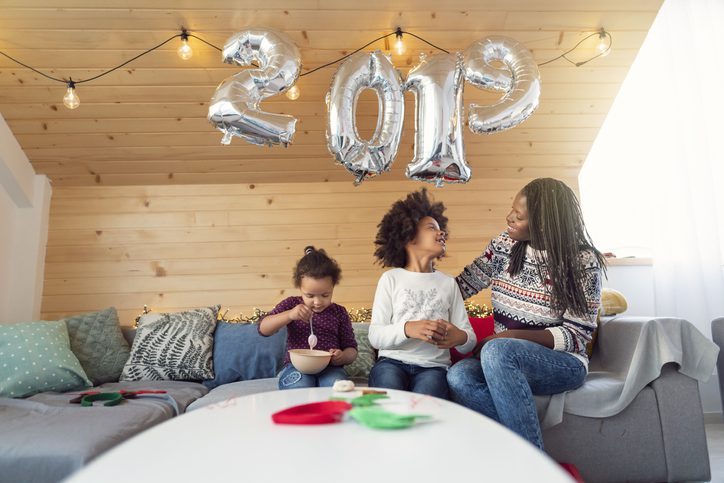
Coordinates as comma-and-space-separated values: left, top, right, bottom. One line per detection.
0, 114, 52, 324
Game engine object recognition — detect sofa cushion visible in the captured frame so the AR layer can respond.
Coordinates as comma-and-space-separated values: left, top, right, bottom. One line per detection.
121, 305, 219, 382
450, 316, 495, 363
203, 323, 287, 390
0, 320, 92, 398
0, 380, 207, 483
63, 307, 131, 385
188, 378, 280, 411
344, 323, 376, 380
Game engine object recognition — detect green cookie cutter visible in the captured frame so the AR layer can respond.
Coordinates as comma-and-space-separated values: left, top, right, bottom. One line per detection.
349, 406, 432, 429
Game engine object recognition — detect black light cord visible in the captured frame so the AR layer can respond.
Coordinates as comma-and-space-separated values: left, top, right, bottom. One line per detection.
538, 29, 612, 67
76, 33, 182, 84
0, 28, 611, 88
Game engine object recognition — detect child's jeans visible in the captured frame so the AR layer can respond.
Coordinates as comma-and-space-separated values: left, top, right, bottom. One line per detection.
368, 357, 449, 399
277, 364, 347, 390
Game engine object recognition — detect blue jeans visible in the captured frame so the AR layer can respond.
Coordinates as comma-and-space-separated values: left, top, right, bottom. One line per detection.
277, 364, 347, 390
368, 357, 449, 399
447, 338, 586, 450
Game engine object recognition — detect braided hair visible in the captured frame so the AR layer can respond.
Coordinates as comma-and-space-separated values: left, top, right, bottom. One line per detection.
292, 246, 342, 287
508, 178, 606, 317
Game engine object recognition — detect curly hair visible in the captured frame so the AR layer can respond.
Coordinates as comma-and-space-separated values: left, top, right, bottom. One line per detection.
508, 178, 606, 317
292, 246, 342, 287
373, 189, 448, 268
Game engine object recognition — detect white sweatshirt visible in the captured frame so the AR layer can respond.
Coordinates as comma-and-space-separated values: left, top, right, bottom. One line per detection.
369, 268, 477, 368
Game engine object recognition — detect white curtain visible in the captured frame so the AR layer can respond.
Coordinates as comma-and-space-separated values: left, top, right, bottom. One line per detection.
579, 0, 724, 337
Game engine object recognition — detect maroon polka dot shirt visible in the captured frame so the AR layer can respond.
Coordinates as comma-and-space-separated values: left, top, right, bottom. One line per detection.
259, 296, 358, 365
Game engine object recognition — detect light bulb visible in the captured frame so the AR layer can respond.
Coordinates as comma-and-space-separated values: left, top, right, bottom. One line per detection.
285, 85, 300, 100
394, 37, 405, 55
63, 82, 80, 110
596, 30, 611, 57
394, 27, 405, 55
177, 38, 193, 60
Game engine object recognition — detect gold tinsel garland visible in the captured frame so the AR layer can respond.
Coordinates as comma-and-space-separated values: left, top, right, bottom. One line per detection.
465, 300, 493, 318
133, 301, 491, 327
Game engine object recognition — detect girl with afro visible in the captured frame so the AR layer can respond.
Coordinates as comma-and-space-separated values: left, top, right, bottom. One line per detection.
368, 189, 476, 399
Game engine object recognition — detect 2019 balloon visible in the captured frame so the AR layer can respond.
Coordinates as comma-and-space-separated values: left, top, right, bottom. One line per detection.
404, 52, 471, 187
463, 36, 541, 134
208, 28, 301, 147
326, 51, 404, 185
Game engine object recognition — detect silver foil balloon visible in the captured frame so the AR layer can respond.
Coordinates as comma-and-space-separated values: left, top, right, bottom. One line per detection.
326, 51, 404, 185
208, 28, 301, 146
404, 52, 470, 187
463, 36, 540, 133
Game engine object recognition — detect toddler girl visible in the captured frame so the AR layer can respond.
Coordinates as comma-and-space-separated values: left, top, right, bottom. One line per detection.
259, 246, 358, 389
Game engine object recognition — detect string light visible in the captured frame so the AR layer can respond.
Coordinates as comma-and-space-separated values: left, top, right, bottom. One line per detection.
596, 28, 611, 57
62, 79, 80, 109
285, 85, 300, 100
394, 27, 406, 55
538, 28, 613, 67
0, 28, 614, 110
177, 29, 193, 60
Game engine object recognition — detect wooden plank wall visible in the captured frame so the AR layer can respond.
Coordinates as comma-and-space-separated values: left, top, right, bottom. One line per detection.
42, 176, 577, 326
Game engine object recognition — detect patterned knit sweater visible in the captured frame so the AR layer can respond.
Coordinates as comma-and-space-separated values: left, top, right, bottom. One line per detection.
456, 232, 602, 367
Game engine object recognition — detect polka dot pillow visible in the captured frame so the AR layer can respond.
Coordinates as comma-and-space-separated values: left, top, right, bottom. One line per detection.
0, 320, 92, 398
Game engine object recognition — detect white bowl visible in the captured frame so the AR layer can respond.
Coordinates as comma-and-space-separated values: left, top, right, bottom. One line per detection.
289, 349, 331, 375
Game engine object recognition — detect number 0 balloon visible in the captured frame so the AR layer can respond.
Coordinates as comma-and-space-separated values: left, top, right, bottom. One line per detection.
326, 51, 404, 185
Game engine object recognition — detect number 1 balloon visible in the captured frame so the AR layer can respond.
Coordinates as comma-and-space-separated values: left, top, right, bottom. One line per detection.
208, 28, 302, 147
404, 52, 471, 187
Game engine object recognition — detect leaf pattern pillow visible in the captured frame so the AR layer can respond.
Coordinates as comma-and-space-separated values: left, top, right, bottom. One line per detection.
344, 323, 376, 380
120, 306, 219, 381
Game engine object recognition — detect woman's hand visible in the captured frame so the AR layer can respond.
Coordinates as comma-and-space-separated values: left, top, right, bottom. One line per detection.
404, 319, 447, 344
287, 303, 312, 323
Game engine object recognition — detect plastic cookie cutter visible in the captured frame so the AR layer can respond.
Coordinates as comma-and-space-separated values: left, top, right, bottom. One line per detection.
329, 393, 389, 407
80, 392, 124, 407
70, 390, 169, 407
271, 401, 353, 425
349, 405, 432, 429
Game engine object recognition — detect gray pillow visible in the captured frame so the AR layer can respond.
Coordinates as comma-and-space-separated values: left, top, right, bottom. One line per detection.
63, 307, 131, 385
121, 305, 219, 381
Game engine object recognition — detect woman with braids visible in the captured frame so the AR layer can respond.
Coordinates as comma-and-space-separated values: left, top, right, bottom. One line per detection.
368, 189, 476, 399
448, 178, 605, 450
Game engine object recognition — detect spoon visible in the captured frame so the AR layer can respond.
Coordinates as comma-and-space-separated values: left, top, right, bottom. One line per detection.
308, 312, 318, 350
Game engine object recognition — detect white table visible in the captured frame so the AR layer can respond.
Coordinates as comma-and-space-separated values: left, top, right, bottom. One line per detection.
67, 388, 572, 482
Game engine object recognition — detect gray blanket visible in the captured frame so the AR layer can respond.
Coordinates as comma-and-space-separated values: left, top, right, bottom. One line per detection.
536, 316, 719, 428
0, 381, 207, 483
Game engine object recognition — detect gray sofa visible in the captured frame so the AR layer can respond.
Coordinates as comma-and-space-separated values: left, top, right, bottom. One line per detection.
0, 317, 713, 483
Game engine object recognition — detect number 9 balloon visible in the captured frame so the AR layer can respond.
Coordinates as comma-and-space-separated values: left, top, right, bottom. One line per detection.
208, 28, 301, 147
463, 36, 541, 133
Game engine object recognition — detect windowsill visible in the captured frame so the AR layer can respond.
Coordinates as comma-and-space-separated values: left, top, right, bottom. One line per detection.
605, 257, 653, 266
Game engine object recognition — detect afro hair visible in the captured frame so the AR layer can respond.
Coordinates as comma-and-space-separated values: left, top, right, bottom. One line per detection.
373, 188, 448, 268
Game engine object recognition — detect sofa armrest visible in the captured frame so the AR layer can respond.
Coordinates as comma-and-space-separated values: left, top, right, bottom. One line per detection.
591, 316, 717, 379
590, 316, 652, 373
651, 363, 710, 482
559, 316, 717, 421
